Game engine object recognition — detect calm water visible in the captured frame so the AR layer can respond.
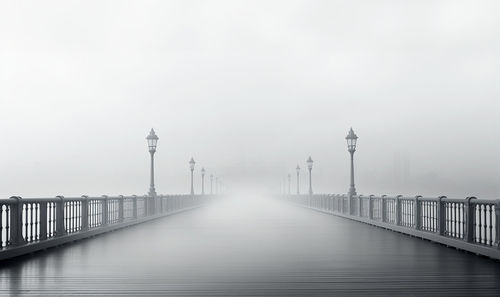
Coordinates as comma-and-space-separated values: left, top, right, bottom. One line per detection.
1, 195, 500, 296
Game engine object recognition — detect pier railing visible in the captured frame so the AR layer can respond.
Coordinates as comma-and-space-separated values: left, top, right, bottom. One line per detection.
0, 194, 210, 260
284, 194, 500, 259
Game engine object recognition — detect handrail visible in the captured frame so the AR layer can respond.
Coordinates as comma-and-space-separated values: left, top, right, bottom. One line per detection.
0, 194, 213, 260
282, 193, 500, 260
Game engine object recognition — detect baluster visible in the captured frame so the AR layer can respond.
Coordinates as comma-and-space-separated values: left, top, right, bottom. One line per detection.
433, 201, 437, 232
482, 205, 487, 244
488, 205, 493, 246
445, 202, 450, 236
447, 202, 453, 236
453, 203, 457, 237
494, 200, 500, 248
64, 202, 68, 233
29, 203, 34, 242
462, 203, 465, 239
48, 203, 52, 237
69, 201, 73, 233
0, 205, 3, 247
6, 205, 10, 246
414, 196, 421, 230
473, 205, 479, 243
478, 205, 483, 243
23, 204, 28, 242
34, 203, 39, 241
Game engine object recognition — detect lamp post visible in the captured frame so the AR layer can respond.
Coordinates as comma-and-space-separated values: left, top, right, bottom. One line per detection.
296, 165, 300, 194
346, 128, 358, 197
307, 156, 313, 195
189, 157, 196, 195
215, 177, 219, 195
201, 168, 206, 195
146, 129, 159, 197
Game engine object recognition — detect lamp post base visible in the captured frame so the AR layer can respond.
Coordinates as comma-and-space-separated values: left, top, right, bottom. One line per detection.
148, 189, 157, 197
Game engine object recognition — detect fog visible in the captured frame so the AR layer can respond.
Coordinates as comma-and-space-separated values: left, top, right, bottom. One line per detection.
1, 0, 499, 198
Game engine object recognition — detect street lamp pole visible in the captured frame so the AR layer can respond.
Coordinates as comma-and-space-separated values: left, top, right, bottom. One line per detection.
296, 165, 300, 194
201, 168, 206, 195
307, 156, 313, 196
189, 157, 196, 195
346, 128, 358, 197
215, 177, 218, 195
146, 129, 159, 197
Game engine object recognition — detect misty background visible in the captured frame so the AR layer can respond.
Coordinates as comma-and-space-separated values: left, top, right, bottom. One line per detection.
0, 0, 499, 198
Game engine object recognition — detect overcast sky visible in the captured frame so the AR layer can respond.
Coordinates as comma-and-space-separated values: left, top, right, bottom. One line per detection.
0, 0, 499, 198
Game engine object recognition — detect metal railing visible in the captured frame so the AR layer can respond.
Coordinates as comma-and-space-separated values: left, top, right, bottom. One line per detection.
0, 194, 210, 258
284, 194, 500, 258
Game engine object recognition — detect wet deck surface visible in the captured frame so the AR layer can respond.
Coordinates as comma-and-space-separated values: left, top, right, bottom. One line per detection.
1, 196, 500, 296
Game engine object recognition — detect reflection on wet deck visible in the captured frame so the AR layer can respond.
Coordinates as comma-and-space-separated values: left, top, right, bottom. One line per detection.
1, 196, 500, 296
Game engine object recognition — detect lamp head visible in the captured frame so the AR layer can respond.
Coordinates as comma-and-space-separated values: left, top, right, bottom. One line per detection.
307, 156, 313, 170
346, 127, 358, 152
146, 128, 159, 152
189, 157, 196, 170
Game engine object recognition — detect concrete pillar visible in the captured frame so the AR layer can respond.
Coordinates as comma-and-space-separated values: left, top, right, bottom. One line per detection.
118, 195, 124, 222
39, 201, 48, 240
414, 195, 422, 230
358, 195, 363, 217
102, 195, 109, 225
438, 196, 447, 236
81, 195, 89, 231
132, 195, 138, 219
465, 196, 477, 242
8, 196, 24, 246
55, 196, 66, 237
395, 195, 402, 226
369, 195, 374, 220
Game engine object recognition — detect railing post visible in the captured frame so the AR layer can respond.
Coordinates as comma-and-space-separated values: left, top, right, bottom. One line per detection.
151, 195, 156, 215
132, 195, 138, 219
55, 196, 66, 237
495, 200, 500, 248
381, 196, 387, 222
348, 195, 352, 215
39, 201, 48, 240
358, 195, 362, 217
340, 195, 344, 213
102, 195, 109, 225
118, 195, 124, 222
464, 196, 476, 242
143, 195, 148, 216
81, 195, 89, 231
415, 195, 422, 230
8, 196, 25, 246
159, 195, 164, 213
437, 196, 447, 236
395, 195, 402, 226
369, 195, 374, 220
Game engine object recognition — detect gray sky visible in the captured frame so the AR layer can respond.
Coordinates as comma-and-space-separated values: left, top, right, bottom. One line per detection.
0, 0, 499, 198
